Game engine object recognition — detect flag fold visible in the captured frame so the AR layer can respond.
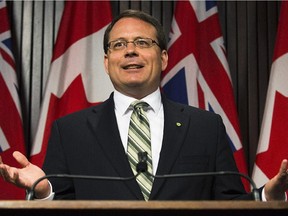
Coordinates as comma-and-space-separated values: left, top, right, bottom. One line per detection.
0, 0, 26, 199
253, 1, 288, 195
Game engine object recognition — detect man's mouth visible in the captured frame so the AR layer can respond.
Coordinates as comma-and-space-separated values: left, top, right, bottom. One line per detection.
122, 64, 144, 70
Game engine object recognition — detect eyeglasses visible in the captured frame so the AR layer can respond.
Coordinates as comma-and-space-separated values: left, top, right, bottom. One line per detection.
107, 38, 160, 51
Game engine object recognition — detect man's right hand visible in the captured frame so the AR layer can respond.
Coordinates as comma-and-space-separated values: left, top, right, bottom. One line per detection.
0, 151, 50, 199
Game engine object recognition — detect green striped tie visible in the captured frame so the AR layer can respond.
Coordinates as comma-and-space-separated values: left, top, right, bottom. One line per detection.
127, 101, 153, 201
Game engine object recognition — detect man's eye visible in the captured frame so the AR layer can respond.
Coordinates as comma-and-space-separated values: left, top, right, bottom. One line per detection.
113, 41, 125, 48
136, 39, 149, 47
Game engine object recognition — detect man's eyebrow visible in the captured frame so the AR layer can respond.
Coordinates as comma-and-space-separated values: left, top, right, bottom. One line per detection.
110, 36, 147, 42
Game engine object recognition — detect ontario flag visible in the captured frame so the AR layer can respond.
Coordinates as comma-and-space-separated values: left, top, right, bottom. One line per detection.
0, 0, 26, 199
252, 1, 288, 195
161, 0, 249, 191
30, 1, 114, 167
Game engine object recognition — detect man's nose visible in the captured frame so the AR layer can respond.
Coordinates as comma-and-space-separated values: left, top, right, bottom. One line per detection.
125, 42, 138, 57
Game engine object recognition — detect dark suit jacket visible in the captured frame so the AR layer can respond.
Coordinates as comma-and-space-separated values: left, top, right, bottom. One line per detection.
43, 93, 256, 200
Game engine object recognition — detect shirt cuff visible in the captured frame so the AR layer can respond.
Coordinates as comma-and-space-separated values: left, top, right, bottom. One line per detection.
34, 181, 55, 201
261, 187, 287, 201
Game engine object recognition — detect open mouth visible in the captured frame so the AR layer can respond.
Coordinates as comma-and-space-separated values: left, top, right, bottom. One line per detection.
122, 64, 144, 70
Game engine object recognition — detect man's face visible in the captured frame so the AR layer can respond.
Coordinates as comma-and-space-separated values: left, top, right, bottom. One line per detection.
104, 17, 168, 98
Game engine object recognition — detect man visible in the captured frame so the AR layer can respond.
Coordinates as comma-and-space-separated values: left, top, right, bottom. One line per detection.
0, 10, 288, 201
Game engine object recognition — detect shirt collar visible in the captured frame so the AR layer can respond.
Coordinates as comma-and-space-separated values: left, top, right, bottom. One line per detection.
114, 88, 162, 116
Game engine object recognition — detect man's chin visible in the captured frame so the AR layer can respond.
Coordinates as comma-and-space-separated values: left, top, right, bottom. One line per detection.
125, 81, 144, 87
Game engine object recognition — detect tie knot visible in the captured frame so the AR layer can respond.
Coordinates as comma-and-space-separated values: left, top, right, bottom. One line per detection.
131, 101, 149, 111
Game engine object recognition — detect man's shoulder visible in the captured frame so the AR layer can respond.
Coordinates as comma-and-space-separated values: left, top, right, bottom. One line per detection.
163, 96, 220, 118
55, 96, 113, 123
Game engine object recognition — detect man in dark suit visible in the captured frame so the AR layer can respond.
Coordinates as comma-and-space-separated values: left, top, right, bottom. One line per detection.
42, 93, 248, 200
0, 10, 287, 201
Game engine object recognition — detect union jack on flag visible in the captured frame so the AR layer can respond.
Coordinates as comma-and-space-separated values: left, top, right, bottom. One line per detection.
0, 0, 26, 199
161, 0, 249, 191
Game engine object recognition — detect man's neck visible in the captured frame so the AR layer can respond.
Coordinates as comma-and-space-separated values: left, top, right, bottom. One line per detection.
116, 87, 159, 100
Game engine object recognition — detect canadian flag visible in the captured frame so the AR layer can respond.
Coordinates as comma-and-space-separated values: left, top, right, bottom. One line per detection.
253, 1, 288, 195
0, 0, 26, 199
30, 1, 114, 167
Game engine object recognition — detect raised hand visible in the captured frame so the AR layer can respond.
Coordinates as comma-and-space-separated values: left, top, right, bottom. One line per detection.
264, 159, 288, 200
0, 151, 50, 199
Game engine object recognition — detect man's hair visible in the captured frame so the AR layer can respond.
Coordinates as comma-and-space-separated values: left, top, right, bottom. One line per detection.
103, 9, 167, 54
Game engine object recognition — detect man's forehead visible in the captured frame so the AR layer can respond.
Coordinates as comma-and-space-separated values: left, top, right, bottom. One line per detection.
110, 17, 156, 37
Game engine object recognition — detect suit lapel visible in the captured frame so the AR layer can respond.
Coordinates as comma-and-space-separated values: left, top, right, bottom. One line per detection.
86, 94, 144, 199
150, 97, 190, 199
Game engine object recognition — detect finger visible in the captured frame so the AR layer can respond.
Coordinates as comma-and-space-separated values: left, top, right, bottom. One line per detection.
0, 160, 3, 177
0, 156, 4, 177
0, 164, 12, 181
280, 159, 288, 171
278, 159, 288, 176
13, 151, 30, 168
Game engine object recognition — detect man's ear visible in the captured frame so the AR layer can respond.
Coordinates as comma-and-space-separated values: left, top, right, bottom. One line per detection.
161, 50, 168, 71
104, 54, 109, 75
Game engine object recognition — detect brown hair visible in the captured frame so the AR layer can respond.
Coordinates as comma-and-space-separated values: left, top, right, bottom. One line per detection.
103, 9, 167, 54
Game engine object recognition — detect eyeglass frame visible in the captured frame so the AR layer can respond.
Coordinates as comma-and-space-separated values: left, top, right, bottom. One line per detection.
107, 38, 160, 51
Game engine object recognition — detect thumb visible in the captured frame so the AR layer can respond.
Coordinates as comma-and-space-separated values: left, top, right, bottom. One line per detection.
279, 159, 288, 176
13, 151, 30, 168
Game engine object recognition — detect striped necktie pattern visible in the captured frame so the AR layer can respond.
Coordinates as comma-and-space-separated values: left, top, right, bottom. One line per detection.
127, 101, 153, 201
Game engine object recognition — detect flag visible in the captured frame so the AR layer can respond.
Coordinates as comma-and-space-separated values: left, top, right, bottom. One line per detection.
161, 0, 249, 191
252, 1, 288, 194
0, 0, 26, 199
30, 1, 114, 167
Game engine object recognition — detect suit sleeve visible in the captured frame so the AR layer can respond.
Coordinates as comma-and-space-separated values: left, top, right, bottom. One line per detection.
42, 121, 76, 200
213, 115, 255, 200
